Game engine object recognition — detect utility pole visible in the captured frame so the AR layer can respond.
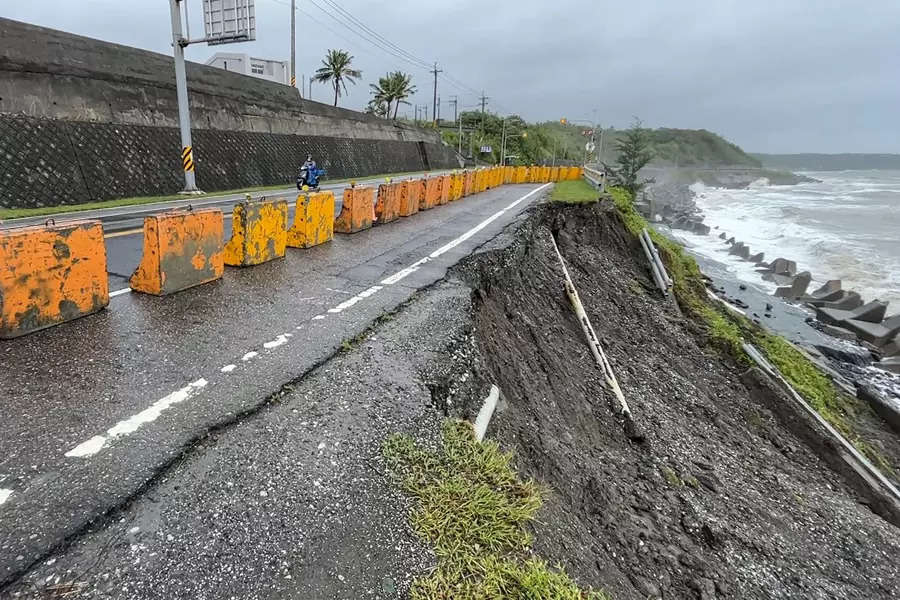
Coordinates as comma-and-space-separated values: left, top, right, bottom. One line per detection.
458, 118, 463, 154
168, 0, 200, 193
449, 95, 458, 124
290, 0, 297, 92
478, 91, 489, 131
423, 105, 428, 122
430, 62, 442, 127
414, 105, 419, 124
437, 95, 441, 124
499, 118, 507, 166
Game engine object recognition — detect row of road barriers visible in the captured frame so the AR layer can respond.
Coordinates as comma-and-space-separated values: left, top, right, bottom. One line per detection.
0, 165, 582, 339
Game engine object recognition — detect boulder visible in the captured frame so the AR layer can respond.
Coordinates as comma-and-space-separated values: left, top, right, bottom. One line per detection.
719, 232, 727, 240
774, 271, 812, 301
766, 258, 797, 276
726, 236, 735, 245
749, 252, 765, 264
814, 343, 872, 367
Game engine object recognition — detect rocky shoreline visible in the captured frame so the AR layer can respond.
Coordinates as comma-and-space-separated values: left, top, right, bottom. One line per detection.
639, 168, 900, 425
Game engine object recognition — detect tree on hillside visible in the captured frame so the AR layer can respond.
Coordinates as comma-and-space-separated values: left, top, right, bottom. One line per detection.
369, 71, 417, 120
313, 49, 361, 107
605, 118, 654, 195
365, 97, 389, 118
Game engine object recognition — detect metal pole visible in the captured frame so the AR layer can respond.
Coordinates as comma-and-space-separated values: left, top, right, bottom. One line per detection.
458, 119, 463, 154
169, 0, 200, 193
290, 0, 297, 91
431, 62, 441, 127
500, 118, 507, 166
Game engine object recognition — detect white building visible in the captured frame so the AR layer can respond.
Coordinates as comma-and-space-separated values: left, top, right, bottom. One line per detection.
205, 52, 289, 85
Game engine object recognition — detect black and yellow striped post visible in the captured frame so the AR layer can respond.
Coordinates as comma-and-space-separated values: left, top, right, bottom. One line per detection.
290, 75, 296, 87
182, 146, 194, 173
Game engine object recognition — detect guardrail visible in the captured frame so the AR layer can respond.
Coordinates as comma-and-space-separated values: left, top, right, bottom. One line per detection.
582, 166, 606, 191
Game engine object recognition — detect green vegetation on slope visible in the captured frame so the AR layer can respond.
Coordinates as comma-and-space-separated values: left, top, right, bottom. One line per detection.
608, 186, 892, 475
384, 420, 609, 600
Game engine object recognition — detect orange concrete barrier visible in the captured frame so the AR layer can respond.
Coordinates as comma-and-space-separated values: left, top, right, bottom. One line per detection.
0, 220, 109, 338
421, 177, 440, 210
528, 166, 540, 183
130, 208, 224, 296
397, 181, 417, 217
335, 186, 375, 233
403, 180, 423, 216
541, 166, 551, 182
287, 190, 335, 248
550, 166, 560, 182
463, 171, 475, 197
375, 183, 402, 224
503, 166, 514, 185
223, 198, 288, 267
474, 170, 485, 193
438, 175, 451, 205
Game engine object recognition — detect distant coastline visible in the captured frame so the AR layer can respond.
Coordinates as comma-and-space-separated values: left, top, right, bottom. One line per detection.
751, 153, 900, 171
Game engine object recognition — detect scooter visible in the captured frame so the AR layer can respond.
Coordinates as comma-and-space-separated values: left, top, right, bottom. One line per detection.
297, 165, 326, 191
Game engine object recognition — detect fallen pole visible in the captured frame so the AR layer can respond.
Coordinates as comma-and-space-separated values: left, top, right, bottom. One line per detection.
548, 232, 643, 441
642, 229, 673, 288
638, 229, 668, 295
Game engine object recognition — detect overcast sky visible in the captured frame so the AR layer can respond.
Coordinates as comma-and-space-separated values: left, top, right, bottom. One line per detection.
4, 1, 898, 153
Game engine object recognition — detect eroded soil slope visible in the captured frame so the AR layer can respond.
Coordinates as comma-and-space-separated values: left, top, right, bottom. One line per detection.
458, 201, 900, 599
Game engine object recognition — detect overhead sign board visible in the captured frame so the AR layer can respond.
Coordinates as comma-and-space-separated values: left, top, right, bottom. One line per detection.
203, 0, 256, 45
480, 145, 493, 153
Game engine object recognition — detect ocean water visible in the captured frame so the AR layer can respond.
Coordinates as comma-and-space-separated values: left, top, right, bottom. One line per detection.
678, 170, 900, 310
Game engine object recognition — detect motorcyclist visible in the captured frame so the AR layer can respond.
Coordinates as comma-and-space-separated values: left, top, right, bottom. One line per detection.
301, 153, 317, 172
298, 154, 318, 189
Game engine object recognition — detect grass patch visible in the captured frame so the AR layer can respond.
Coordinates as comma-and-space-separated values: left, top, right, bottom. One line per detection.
0, 170, 435, 220
384, 420, 609, 600
608, 186, 895, 477
551, 179, 601, 204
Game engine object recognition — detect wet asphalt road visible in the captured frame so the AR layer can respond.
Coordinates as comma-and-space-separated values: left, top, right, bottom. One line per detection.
0, 181, 549, 588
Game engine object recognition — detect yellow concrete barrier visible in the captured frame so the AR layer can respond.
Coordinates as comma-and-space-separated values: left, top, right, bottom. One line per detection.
287, 190, 335, 248
421, 177, 440, 210
474, 169, 485, 193
451, 173, 464, 201
550, 166, 560, 182
130, 208, 224, 296
541, 166, 551, 182
335, 186, 375, 233
515, 166, 527, 184
0, 220, 109, 338
223, 198, 288, 267
375, 182, 401, 224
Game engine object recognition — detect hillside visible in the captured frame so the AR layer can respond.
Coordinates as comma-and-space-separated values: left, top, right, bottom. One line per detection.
752, 153, 900, 171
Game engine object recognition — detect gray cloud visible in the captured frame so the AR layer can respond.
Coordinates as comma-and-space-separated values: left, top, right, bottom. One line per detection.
4, 0, 898, 152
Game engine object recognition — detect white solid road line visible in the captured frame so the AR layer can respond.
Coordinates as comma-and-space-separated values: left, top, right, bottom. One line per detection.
64, 184, 548, 460
381, 183, 551, 285
109, 288, 132, 298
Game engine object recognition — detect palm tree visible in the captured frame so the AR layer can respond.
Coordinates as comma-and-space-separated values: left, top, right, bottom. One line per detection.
365, 97, 389, 118
369, 71, 417, 120
313, 49, 362, 107
369, 75, 393, 118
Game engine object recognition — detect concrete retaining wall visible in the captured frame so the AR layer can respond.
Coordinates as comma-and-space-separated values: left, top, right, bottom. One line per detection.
0, 18, 460, 208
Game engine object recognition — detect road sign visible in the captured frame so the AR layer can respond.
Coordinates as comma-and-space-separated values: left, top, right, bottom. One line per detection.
480, 145, 493, 153
585, 142, 596, 153
203, 0, 256, 45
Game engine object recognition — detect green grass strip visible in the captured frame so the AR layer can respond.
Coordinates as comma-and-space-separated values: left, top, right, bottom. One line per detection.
550, 179, 601, 204
384, 420, 610, 600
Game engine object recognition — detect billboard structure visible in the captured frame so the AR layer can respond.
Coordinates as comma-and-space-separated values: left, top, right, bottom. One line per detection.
203, 0, 256, 45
